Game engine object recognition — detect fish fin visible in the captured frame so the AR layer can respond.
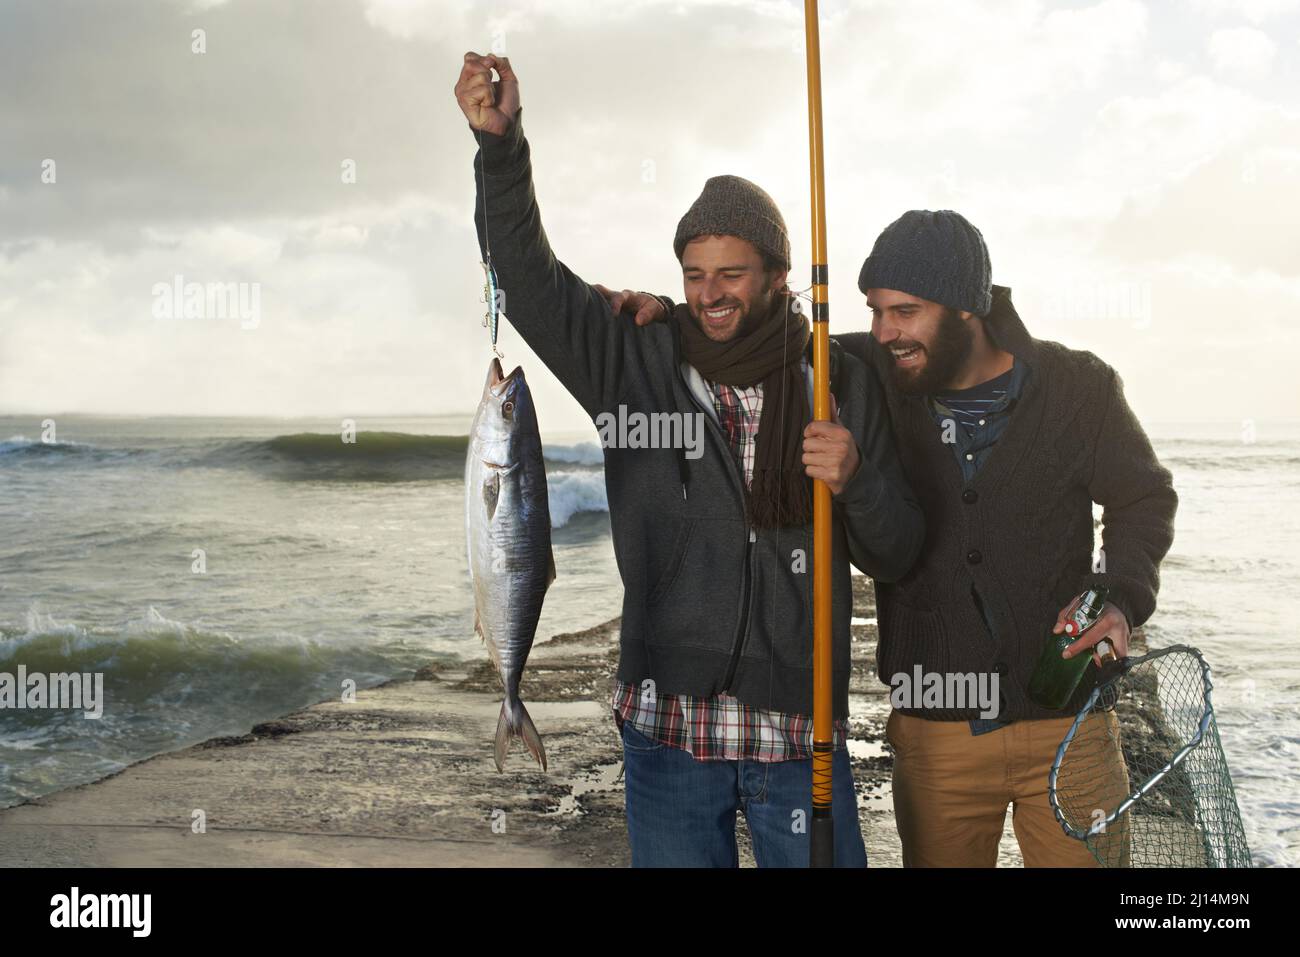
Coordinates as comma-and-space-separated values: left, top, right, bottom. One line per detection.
476, 612, 503, 673
494, 699, 547, 773
518, 700, 547, 772
546, 545, 556, 587
493, 701, 510, 772
482, 472, 500, 522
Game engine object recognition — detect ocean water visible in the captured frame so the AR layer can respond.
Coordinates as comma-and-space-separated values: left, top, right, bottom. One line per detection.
1136, 421, 1300, 867
0, 414, 617, 810
0, 414, 1296, 866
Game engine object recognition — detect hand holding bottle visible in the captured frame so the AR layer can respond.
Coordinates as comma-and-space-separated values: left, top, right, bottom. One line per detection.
1053, 593, 1130, 667
1029, 587, 1123, 710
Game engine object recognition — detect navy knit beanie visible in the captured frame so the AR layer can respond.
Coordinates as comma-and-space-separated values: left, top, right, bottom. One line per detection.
857, 210, 992, 315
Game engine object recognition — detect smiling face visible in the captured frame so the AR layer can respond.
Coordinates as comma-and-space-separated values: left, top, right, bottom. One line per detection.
867, 288, 975, 395
681, 235, 787, 342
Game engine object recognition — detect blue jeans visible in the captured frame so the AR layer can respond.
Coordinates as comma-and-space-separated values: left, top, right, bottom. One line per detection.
620, 720, 868, 867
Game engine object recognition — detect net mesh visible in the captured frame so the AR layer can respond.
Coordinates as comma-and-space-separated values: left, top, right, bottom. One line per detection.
1048, 644, 1252, 868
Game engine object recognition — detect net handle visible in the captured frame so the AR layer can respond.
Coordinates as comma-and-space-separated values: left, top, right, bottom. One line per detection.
1048, 644, 1216, 839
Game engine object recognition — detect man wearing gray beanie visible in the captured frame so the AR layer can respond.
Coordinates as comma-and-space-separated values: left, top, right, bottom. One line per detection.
607, 207, 1179, 868
458, 53, 923, 867
840, 209, 1178, 867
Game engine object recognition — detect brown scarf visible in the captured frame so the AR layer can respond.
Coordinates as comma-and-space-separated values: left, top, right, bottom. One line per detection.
673, 291, 812, 528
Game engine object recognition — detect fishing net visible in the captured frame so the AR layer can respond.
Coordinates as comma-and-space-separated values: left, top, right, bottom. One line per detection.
1048, 645, 1252, 868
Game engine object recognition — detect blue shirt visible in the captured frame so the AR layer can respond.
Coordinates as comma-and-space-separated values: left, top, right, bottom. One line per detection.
930, 359, 1029, 484
927, 358, 1032, 735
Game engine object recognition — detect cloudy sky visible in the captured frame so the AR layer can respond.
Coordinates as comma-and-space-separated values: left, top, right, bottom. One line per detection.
2, 0, 1298, 431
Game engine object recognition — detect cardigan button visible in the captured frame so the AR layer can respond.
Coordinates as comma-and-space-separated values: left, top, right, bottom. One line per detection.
962, 488, 978, 504
966, 549, 983, 565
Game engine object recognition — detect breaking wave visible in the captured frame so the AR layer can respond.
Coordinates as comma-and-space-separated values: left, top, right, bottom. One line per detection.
547, 470, 609, 527
1, 431, 611, 485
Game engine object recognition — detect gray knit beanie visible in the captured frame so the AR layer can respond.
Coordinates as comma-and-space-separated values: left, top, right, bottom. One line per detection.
674, 175, 791, 270
857, 209, 992, 315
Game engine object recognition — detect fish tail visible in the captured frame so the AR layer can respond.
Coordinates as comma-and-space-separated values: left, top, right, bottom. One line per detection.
518, 700, 547, 772
493, 697, 547, 773
493, 701, 511, 772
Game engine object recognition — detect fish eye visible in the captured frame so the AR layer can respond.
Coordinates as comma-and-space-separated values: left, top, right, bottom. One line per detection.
502, 400, 515, 417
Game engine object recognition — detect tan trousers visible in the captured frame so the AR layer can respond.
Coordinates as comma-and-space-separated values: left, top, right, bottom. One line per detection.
887, 709, 1131, 867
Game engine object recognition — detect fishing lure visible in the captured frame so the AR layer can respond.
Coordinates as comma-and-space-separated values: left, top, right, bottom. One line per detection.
477, 125, 504, 360
481, 257, 503, 359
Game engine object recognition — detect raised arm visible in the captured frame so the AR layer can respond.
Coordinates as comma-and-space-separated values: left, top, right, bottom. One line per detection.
457, 53, 636, 418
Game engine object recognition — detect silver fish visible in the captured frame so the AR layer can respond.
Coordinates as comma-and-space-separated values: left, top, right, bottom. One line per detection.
465, 357, 553, 771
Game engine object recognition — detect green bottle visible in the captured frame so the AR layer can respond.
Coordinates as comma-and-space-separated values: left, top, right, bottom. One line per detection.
1027, 586, 1111, 710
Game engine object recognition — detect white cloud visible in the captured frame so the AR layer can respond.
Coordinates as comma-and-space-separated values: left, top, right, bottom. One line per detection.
1155, 59, 1190, 83
828, 0, 1148, 145
1095, 112, 1300, 278
360, 0, 799, 44
165, 0, 232, 10
4, 0, 1299, 424
1193, 0, 1300, 23
1091, 75, 1278, 187
362, 0, 476, 40
1208, 27, 1278, 78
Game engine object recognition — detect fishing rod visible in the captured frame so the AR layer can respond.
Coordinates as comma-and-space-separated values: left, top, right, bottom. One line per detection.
802, 0, 834, 868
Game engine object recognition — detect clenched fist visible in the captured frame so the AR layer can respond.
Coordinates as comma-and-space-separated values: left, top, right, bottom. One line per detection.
454, 52, 520, 136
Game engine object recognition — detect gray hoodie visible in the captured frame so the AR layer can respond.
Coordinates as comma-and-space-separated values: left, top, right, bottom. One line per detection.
470, 112, 924, 718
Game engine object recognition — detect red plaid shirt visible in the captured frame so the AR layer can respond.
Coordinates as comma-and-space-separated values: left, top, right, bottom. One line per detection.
611, 356, 849, 761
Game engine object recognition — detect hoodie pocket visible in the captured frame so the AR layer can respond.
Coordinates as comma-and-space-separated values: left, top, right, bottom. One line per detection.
646, 519, 695, 606
645, 519, 741, 652
758, 528, 814, 669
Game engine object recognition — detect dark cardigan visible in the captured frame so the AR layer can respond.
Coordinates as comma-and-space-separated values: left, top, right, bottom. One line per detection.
835, 286, 1178, 721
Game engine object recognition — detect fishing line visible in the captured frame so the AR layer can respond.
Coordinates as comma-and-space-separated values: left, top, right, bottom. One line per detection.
764, 287, 795, 729
767, 284, 823, 756
477, 127, 492, 265
788, 282, 816, 313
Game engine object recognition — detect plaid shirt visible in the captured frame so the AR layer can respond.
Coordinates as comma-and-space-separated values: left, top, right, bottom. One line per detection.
712, 361, 766, 490
611, 356, 849, 762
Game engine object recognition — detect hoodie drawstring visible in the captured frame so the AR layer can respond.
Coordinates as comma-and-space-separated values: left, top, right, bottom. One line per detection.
677, 445, 689, 501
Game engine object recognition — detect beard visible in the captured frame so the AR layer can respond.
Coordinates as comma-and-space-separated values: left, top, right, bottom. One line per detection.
692, 286, 780, 342
891, 307, 975, 396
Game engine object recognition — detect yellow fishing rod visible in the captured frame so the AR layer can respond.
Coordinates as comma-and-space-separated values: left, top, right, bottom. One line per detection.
802, 0, 834, 868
